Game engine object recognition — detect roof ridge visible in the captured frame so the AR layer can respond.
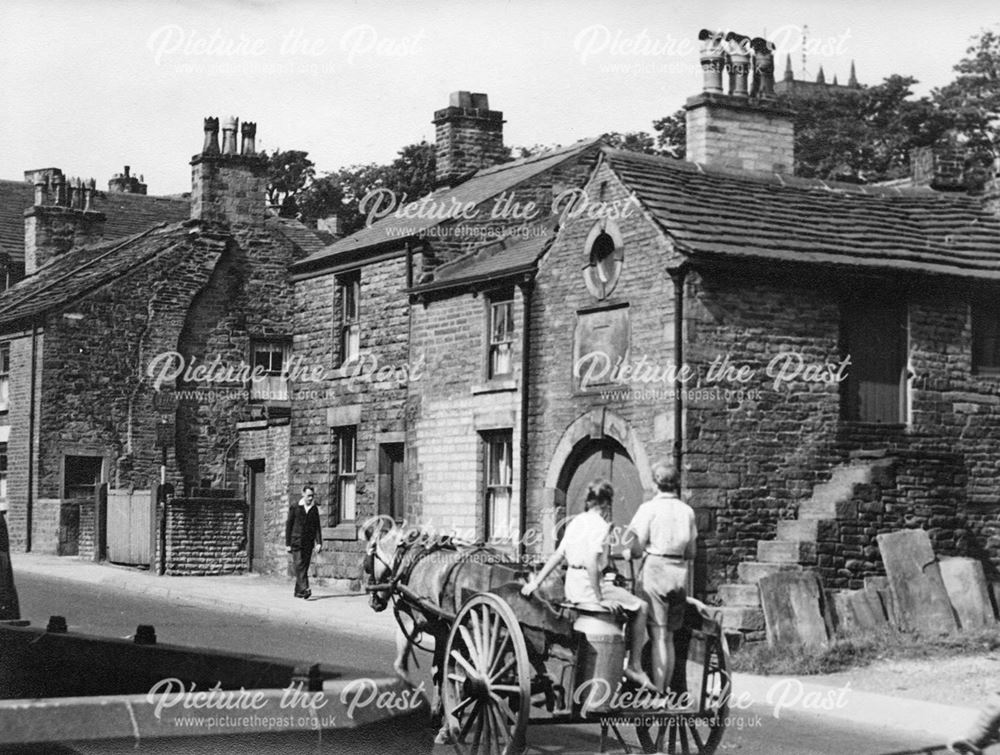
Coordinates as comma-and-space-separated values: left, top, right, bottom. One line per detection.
473, 137, 603, 177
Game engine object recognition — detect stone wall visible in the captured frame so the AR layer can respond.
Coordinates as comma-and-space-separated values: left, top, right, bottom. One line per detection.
526, 159, 677, 552
407, 287, 524, 542
236, 421, 291, 575
291, 255, 411, 582
163, 497, 248, 575
4, 333, 42, 551
685, 271, 1000, 592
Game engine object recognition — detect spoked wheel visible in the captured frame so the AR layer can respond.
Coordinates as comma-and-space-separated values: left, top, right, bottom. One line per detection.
635, 630, 730, 754
442, 592, 530, 755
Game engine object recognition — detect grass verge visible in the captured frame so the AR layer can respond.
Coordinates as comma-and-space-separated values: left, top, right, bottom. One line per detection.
729, 625, 1000, 676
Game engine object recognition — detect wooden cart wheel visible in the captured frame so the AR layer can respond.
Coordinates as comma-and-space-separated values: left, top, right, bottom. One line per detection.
636, 630, 730, 754
442, 592, 531, 755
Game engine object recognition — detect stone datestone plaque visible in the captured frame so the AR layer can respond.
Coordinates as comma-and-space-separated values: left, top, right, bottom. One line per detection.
876, 530, 957, 634
759, 571, 829, 648
573, 305, 630, 390
939, 557, 996, 630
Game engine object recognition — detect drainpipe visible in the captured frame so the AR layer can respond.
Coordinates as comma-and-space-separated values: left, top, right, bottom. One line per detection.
26, 322, 38, 551
517, 275, 534, 562
405, 240, 414, 290
668, 266, 688, 486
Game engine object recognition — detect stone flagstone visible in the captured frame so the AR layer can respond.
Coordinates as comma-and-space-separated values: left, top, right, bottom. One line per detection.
939, 557, 996, 630
876, 530, 957, 634
759, 571, 829, 648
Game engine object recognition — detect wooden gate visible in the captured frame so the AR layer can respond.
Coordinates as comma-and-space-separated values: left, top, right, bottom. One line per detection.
106, 489, 154, 566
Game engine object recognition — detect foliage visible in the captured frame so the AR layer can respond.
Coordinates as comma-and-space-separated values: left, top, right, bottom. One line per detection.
652, 110, 687, 159
601, 131, 660, 155
296, 142, 438, 234
730, 625, 1000, 676
781, 75, 951, 182
933, 28, 1000, 151
265, 150, 315, 217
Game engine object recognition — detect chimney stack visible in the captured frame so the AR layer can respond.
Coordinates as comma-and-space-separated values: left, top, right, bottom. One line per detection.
190, 115, 267, 227
108, 164, 148, 194
433, 91, 506, 187
23, 168, 106, 274
686, 28, 794, 175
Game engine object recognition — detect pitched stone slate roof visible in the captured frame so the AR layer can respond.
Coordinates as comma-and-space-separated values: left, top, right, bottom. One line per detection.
0, 180, 189, 263
604, 148, 1000, 280
293, 139, 602, 272
412, 223, 556, 292
0, 223, 195, 331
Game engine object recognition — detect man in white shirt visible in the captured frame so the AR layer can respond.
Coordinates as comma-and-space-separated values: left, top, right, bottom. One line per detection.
625, 462, 697, 695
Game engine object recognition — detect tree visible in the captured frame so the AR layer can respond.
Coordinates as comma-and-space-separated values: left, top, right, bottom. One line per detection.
266, 150, 315, 217
601, 131, 660, 155
652, 110, 687, 159
296, 142, 439, 234
933, 28, 1000, 151
783, 75, 950, 182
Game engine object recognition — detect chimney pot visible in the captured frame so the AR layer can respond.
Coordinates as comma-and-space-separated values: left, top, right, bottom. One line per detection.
750, 38, 776, 99
124, 165, 130, 178
221, 116, 239, 155
240, 121, 257, 156
698, 29, 726, 94
202, 117, 221, 155
725, 33, 751, 97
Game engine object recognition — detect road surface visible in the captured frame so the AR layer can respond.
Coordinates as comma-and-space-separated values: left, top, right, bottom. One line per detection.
15, 571, 951, 754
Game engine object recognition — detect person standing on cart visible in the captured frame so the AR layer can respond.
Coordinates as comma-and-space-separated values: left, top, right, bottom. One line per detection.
624, 462, 698, 696
522, 478, 657, 691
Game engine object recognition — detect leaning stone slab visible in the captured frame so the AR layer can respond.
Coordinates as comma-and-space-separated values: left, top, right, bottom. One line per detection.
830, 589, 887, 635
876, 530, 957, 634
939, 557, 996, 630
864, 576, 898, 629
846, 588, 887, 631
759, 571, 829, 648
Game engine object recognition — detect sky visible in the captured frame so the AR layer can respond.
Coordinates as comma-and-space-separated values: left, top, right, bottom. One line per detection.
1, 0, 997, 195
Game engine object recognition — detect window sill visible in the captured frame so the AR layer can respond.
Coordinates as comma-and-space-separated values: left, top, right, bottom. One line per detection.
324, 523, 359, 541
972, 368, 1000, 377
472, 379, 518, 395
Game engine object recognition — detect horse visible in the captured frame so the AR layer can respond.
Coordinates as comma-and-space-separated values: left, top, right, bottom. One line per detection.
362, 516, 525, 740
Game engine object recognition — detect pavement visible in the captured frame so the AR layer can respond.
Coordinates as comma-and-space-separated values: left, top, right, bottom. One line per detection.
9, 552, 990, 750
9, 551, 398, 642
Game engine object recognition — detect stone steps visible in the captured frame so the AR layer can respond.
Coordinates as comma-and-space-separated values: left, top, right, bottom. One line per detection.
714, 459, 892, 648
717, 582, 760, 607
714, 606, 765, 632
736, 561, 803, 585
757, 539, 816, 564
776, 519, 818, 541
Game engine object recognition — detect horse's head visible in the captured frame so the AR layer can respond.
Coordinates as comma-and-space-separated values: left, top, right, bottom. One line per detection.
362, 516, 400, 612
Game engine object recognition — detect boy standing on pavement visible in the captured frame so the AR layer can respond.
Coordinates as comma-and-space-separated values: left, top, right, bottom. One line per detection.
286, 486, 322, 599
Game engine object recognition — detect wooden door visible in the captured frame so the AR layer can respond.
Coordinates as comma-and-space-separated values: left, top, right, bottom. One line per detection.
247, 460, 266, 572
563, 439, 644, 530
842, 302, 907, 423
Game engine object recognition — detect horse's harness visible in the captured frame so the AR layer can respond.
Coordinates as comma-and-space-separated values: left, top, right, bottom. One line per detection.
367, 531, 502, 651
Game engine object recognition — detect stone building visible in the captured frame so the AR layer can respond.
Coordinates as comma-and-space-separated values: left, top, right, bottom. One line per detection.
289, 92, 602, 587
0, 116, 322, 575
290, 37, 1000, 606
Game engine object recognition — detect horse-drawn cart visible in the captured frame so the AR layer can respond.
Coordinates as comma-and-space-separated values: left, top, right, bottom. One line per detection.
365, 533, 731, 755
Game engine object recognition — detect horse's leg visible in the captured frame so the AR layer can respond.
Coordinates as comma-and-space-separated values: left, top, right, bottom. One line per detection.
431, 628, 454, 744
393, 615, 414, 686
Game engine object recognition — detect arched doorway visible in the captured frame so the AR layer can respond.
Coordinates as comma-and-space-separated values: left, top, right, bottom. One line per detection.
558, 437, 644, 532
